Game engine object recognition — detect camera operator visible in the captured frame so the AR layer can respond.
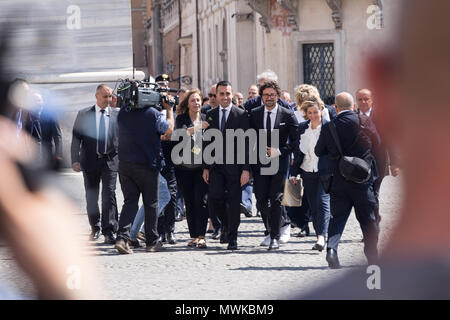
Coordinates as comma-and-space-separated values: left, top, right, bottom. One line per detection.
153, 74, 179, 244
114, 89, 175, 254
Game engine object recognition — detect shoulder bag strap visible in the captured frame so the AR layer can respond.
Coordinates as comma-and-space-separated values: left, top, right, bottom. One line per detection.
329, 121, 344, 156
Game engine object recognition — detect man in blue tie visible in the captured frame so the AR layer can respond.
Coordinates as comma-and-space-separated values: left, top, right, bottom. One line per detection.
71, 84, 119, 244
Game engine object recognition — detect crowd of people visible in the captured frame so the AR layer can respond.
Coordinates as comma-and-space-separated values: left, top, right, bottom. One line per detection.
69, 69, 399, 269
3, 0, 450, 299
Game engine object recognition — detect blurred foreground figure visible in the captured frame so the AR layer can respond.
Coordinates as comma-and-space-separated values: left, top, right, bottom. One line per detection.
0, 8, 100, 299
291, 0, 450, 299
0, 103, 101, 300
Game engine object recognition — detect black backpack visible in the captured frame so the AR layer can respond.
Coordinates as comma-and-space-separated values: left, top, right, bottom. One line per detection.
329, 115, 373, 184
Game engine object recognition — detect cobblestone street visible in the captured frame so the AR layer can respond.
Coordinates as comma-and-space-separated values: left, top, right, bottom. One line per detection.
0, 172, 403, 299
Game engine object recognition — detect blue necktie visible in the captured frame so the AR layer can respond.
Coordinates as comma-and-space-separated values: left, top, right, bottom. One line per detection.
98, 109, 106, 154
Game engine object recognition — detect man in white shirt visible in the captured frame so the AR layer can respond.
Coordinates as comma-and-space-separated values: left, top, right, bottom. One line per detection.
71, 84, 119, 244
249, 81, 299, 250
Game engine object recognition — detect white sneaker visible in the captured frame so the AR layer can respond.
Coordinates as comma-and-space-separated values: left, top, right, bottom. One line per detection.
260, 235, 271, 246
279, 224, 291, 244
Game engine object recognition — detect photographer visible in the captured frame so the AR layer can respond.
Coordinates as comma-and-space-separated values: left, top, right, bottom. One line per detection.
114, 90, 175, 254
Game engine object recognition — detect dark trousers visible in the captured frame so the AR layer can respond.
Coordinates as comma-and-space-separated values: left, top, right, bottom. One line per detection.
176, 189, 185, 217
117, 161, 159, 246
253, 171, 286, 240
286, 201, 310, 230
157, 161, 177, 234
327, 177, 379, 262
208, 199, 222, 231
373, 175, 385, 224
82, 158, 118, 235
301, 170, 330, 237
208, 167, 241, 241
176, 167, 209, 238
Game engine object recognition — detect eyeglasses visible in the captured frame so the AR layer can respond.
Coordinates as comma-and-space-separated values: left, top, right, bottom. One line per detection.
262, 93, 277, 98
208, 93, 216, 98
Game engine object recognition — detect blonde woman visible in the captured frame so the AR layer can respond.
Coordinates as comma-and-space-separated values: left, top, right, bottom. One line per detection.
294, 84, 336, 123
290, 100, 331, 251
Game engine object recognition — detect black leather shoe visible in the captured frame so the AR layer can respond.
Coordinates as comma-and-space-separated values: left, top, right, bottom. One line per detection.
240, 203, 252, 218
211, 229, 222, 240
268, 239, 279, 250
104, 233, 116, 244
312, 243, 325, 252
89, 230, 101, 241
166, 232, 177, 244
220, 231, 229, 244
227, 239, 238, 250
326, 249, 341, 269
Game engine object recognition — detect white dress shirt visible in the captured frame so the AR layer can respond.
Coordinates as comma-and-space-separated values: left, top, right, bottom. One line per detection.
363, 107, 372, 117
95, 105, 110, 154
263, 104, 281, 157
263, 104, 278, 130
300, 122, 322, 172
218, 103, 233, 128
294, 109, 305, 123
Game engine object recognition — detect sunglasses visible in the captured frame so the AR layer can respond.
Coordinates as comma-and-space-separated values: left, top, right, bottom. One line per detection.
208, 93, 216, 98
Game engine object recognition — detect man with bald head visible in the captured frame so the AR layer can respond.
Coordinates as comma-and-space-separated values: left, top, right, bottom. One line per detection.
290, 0, 450, 299
71, 84, 119, 244
356, 89, 399, 229
315, 91, 381, 269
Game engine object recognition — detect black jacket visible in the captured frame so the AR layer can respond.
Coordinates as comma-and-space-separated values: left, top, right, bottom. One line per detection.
249, 105, 299, 176
315, 110, 380, 186
203, 105, 250, 175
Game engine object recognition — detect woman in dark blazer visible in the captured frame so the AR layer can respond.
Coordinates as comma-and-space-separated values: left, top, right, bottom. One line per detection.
290, 99, 331, 251
174, 88, 210, 248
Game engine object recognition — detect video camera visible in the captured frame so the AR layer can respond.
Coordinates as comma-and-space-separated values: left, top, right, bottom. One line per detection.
116, 79, 179, 111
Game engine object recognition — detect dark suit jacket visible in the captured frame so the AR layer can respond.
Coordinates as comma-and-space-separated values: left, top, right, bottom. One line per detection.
71, 105, 119, 172
315, 110, 380, 186
249, 105, 299, 175
40, 112, 62, 159
174, 112, 206, 169
203, 105, 250, 175
358, 108, 398, 178
201, 104, 213, 114
291, 118, 329, 177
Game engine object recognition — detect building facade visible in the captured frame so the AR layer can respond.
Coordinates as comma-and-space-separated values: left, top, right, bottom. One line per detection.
146, 0, 399, 102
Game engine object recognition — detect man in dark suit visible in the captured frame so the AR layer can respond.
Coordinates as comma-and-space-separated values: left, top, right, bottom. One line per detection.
26, 93, 63, 169
315, 92, 380, 268
249, 81, 299, 250
202, 81, 250, 250
356, 88, 399, 227
71, 84, 119, 244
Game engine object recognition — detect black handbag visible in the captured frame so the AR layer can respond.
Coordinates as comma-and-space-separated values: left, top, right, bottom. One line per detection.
329, 118, 372, 184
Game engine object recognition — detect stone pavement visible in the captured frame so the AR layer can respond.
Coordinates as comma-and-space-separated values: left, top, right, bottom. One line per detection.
0, 172, 403, 299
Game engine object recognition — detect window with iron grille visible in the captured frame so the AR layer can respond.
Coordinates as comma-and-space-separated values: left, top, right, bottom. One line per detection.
302, 43, 335, 105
